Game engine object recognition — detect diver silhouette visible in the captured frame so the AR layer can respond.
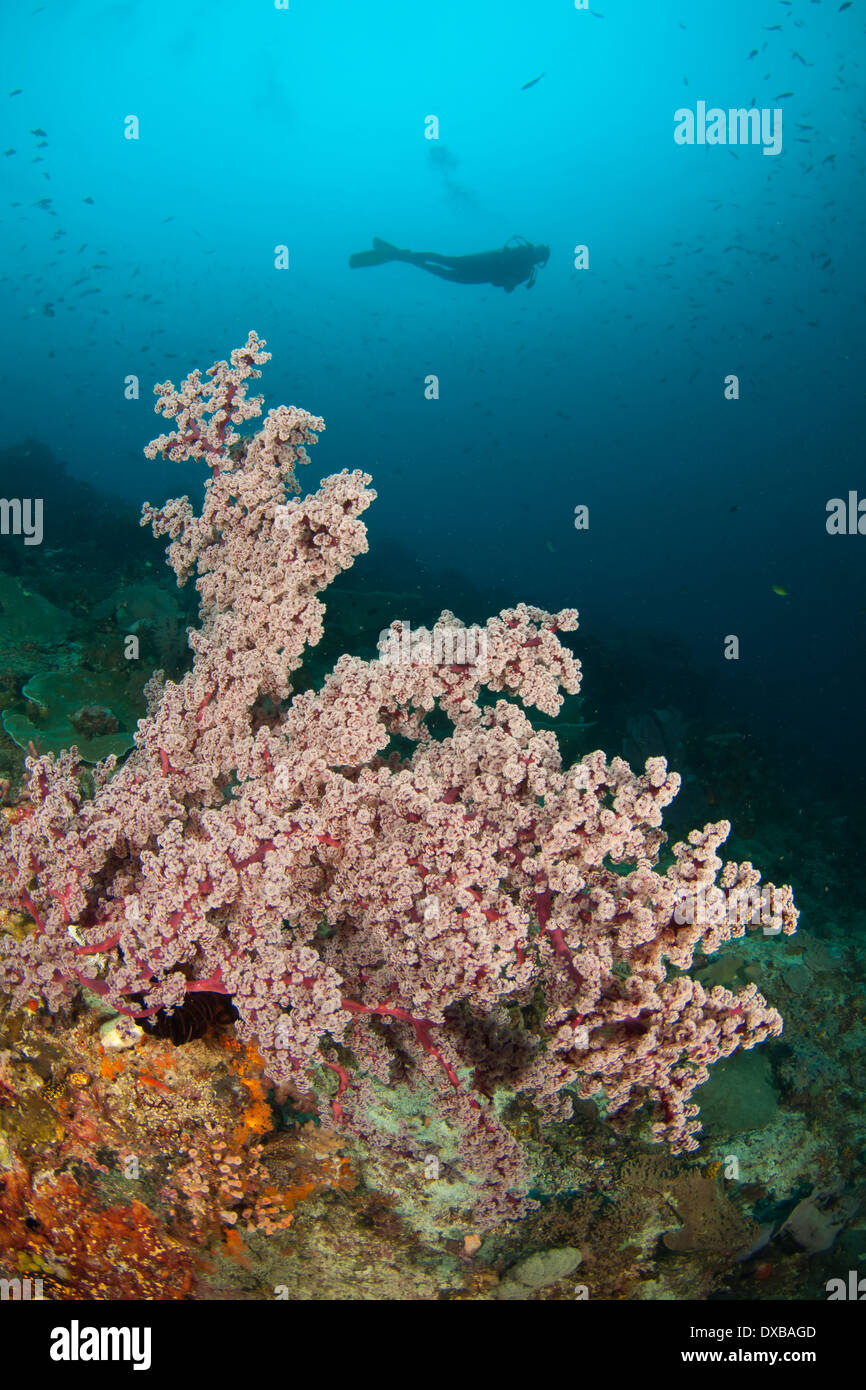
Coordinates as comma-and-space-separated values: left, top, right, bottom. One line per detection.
349, 236, 550, 292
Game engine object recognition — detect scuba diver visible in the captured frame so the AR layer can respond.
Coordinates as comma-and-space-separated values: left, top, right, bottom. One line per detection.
349, 236, 550, 292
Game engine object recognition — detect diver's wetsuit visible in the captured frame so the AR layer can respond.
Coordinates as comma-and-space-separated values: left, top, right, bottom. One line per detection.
350, 237, 550, 292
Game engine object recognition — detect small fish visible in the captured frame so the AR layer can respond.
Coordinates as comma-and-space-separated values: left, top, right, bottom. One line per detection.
82, 195, 94, 204
545, 540, 555, 553
791, 51, 812, 64
764, 24, 782, 30
30, 127, 46, 136
8, 89, 22, 97
839, 2, 852, 10
823, 153, 837, 162
772, 585, 788, 597
136, 1073, 172, 1094
521, 73, 545, 90
773, 92, 795, 99
748, 50, 759, 58
42, 303, 54, 316
3, 149, 14, 156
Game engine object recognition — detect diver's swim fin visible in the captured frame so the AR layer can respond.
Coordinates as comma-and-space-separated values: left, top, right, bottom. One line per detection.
349, 248, 394, 268
348, 237, 407, 269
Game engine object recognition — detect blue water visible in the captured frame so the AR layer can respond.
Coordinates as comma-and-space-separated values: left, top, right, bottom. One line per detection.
1, 0, 863, 803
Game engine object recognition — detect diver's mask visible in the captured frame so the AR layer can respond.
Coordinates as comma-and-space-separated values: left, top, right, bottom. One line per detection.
526, 246, 550, 289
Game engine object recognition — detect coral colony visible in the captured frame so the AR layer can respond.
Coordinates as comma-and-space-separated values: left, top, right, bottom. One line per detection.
0, 334, 797, 1227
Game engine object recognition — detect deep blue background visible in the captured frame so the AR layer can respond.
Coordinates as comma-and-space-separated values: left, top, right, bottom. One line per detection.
0, 0, 863, 810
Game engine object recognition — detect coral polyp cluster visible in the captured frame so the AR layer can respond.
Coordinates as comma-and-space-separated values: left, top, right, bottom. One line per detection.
0, 336, 796, 1233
